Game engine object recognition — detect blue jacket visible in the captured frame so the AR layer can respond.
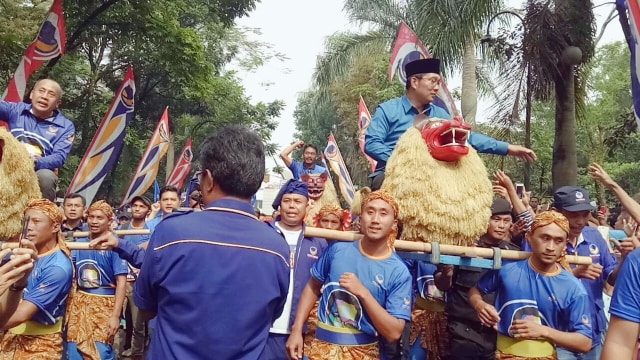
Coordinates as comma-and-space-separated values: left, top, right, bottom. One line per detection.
0, 101, 74, 170
271, 218, 328, 328
365, 95, 508, 175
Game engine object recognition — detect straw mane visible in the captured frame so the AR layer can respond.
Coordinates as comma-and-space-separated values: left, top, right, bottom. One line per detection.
381, 126, 492, 246
0, 127, 42, 239
304, 174, 340, 226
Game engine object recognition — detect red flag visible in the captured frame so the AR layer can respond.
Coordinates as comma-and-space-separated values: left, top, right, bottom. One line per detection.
166, 138, 193, 190
1, 0, 66, 128
358, 97, 377, 172
388, 22, 458, 117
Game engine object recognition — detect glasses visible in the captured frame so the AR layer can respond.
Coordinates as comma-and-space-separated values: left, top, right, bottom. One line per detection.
416, 75, 441, 86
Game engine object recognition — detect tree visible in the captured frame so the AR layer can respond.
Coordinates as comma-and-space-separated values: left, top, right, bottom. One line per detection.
0, 0, 283, 203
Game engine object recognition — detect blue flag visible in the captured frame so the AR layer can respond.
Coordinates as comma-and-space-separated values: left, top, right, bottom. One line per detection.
153, 179, 160, 202
617, 0, 640, 129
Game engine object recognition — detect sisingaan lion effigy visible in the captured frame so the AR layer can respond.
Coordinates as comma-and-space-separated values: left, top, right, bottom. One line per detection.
0, 127, 42, 240
381, 113, 493, 360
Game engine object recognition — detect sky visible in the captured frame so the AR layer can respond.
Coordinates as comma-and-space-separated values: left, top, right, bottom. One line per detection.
235, 0, 626, 172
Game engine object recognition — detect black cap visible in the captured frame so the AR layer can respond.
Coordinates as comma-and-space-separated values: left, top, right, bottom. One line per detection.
130, 195, 152, 208
553, 186, 595, 212
117, 211, 131, 220
491, 198, 512, 216
405, 58, 440, 78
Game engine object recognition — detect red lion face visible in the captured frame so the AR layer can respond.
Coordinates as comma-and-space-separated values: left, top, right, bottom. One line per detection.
415, 115, 471, 162
300, 172, 327, 200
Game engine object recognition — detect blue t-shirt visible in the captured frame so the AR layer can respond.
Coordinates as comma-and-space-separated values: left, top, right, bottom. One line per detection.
118, 221, 155, 246
364, 95, 509, 175
609, 248, 640, 323
72, 237, 128, 290
476, 260, 592, 340
288, 159, 326, 180
311, 241, 412, 336
23, 247, 73, 325
134, 198, 290, 360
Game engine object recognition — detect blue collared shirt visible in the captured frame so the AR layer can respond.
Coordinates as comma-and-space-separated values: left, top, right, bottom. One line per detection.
364, 95, 509, 175
288, 159, 326, 180
134, 198, 290, 360
0, 101, 75, 170
564, 226, 618, 346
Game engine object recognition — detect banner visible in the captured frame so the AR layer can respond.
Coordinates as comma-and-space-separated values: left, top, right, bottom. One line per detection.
66, 66, 135, 204
121, 107, 171, 206
165, 138, 193, 190
2, 0, 66, 115
324, 133, 355, 206
358, 97, 377, 172
388, 21, 458, 116
618, 0, 640, 129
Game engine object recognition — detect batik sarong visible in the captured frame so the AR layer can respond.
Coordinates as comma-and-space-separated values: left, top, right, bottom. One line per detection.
67, 290, 116, 360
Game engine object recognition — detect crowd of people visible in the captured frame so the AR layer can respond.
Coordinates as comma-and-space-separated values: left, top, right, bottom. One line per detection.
0, 57, 637, 360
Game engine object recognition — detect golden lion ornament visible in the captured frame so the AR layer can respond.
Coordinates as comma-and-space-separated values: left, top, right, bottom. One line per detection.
381, 115, 492, 246
0, 127, 42, 240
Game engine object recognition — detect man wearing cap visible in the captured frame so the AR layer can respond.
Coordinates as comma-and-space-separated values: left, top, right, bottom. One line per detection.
266, 179, 328, 359
431, 198, 522, 360
364, 58, 536, 190
546, 186, 622, 360
116, 195, 155, 360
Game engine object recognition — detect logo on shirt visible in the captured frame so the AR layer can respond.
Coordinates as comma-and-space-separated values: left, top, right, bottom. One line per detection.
581, 315, 590, 325
324, 287, 363, 329
375, 274, 384, 284
46, 125, 59, 135
402, 297, 411, 309
589, 244, 599, 255
307, 246, 318, 259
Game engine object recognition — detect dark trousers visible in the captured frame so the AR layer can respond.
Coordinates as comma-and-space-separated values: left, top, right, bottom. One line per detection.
447, 320, 496, 360
370, 173, 385, 191
379, 321, 411, 360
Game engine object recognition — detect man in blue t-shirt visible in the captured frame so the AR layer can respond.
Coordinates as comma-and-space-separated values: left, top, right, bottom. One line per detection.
134, 125, 290, 360
601, 248, 640, 359
364, 58, 536, 190
67, 200, 128, 360
286, 190, 412, 360
0, 199, 73, 358
280, 140, 326, 180
470, 211, 592, 359
548, 186, 623, 360
116, 195, 155, 359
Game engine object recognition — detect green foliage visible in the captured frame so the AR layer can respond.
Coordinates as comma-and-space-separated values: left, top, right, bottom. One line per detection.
0, 0, 282, 202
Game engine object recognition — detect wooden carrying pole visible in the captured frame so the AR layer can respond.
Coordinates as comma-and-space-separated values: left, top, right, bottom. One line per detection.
38, 227, 592, 265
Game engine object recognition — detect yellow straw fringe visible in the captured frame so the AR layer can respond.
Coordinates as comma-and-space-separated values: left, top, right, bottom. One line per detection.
382, 127, 492, 246
0, 127, 41, 239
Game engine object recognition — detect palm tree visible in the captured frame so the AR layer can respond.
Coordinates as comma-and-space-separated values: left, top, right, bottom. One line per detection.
522, 0, 595, 188
312, 0, 505, 124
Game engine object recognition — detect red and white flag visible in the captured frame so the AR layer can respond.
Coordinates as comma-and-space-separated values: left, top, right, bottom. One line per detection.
388, 21, 458, 117
2, 0, 66, 106
166, 138, 193, 190
358, 97, 377, 172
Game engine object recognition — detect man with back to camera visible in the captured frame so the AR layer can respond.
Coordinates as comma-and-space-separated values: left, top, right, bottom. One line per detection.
133, 125, 291, 359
